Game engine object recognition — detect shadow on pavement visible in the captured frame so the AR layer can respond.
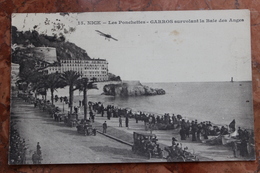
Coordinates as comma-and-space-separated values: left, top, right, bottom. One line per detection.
56, 129, 80, 136
41, 117, 73, 128
89, 145, 165, 163
90, 145, 137, 157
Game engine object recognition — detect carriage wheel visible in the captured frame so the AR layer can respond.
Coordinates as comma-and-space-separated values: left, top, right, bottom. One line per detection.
194, 156, 199, 161
132, 146, 136, 153
159, 151, 163, 159
166, 156, 173, 162
186, 155, 195, 162
177, 156, 185, 162
147, 151, 152, 159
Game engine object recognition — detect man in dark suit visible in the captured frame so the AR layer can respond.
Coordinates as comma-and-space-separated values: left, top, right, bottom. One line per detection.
103, 121, 107, 133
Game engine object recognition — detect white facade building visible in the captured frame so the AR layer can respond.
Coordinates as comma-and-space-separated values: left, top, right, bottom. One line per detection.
11, 63, 20, 87
47, 59, 109, 81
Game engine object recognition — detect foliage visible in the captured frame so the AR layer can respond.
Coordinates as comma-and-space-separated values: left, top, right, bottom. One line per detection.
12, 26, 91, 61
60, 71, 81, 113
108, 73, 121, 81
60, 71, 81, 89
44, 73, 67, 104
76, 77, 98, 120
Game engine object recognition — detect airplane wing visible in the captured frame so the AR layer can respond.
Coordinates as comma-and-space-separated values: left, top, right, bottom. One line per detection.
95, 30, 105, 35
110, 37, 118, 41
96, 30, 118, 41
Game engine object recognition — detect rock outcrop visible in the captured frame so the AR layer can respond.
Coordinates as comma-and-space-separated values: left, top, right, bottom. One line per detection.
103, 81, 166, 96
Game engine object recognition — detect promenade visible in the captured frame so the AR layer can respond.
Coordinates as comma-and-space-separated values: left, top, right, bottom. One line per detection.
10, 95, 245, 164
10, 97, 152, 164
93, 114, 241, 161
53, 99, 241, 162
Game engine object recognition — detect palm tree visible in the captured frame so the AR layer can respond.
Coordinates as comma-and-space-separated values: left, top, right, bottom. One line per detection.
77, 77, 98, 120
60, 71, 81, 114
44, 73, 66, 105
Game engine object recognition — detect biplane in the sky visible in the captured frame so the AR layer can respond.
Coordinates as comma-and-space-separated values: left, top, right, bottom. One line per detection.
95, 30, 118, 41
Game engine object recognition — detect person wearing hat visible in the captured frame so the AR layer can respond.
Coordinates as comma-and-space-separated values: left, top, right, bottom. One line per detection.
191, 121, 197, 141
32, 151, 38, 164
164, 137, 178, 158
179, 126, 186, 140
172, 137, 177, 146
36, 142, 41, 155
118, 116, 122, 127
103, 121, 107, 133
237, 127, 243, 139
125, 115, 129, 128
185, 120, 191, 138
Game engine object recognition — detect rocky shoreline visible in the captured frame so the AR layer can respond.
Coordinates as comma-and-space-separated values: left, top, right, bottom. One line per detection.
103, 81, 166, 97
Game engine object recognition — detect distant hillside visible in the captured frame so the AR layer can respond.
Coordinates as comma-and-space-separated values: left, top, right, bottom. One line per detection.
11, 26, 91, 61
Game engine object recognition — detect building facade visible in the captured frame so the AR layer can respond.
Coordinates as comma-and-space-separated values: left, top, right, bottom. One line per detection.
11, 63, 20, 87
47, 59, 109, 82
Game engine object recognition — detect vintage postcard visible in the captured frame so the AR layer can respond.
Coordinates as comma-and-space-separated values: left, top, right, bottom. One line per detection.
10, 10, 255, 164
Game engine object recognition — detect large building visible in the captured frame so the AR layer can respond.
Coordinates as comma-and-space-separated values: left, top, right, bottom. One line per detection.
11, 63, 20, 87
14, 45, 109, 82
47, 59, 109, 82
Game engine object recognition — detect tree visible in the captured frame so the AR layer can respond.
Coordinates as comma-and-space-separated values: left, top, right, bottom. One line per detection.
29, 73, 47, 99
60, 71, 81, 114
44, 73, 66, 105
77, 77, 98, 120
18, 70, 43, 94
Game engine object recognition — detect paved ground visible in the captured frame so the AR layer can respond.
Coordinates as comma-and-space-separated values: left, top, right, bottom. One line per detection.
55, 99, 242, 162
11, 97, 162, 164
10, 97, 245, 164
92, 113, 242, 161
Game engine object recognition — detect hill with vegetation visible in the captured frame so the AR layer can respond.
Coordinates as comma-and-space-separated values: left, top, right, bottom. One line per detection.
11, 26, 91, 62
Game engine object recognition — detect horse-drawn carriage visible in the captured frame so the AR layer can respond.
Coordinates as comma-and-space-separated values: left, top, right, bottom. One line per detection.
63, 113, 79, 127
54, 113, 66, 122
132, 132, 163, 159
76, 120, 96, 136
46, 105, 60, 117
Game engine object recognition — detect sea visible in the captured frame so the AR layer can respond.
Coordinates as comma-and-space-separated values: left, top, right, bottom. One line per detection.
48, 81, 254, 129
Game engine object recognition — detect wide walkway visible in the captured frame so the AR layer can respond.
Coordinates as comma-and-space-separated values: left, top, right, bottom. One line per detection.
52, 99, 242, 161
93, 114, 242, 161
11, 97, 156, 164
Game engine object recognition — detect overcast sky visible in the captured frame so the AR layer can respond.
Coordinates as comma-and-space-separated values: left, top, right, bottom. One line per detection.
12, 10, 251, 83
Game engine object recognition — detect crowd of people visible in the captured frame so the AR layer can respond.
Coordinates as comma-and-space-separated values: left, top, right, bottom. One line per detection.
87, 100, 255, 158
178, 119, 230, 141
9, 122, 27, 164
37, 95, 186, 132
87, 101, 179, 127
17, 92, 255, 159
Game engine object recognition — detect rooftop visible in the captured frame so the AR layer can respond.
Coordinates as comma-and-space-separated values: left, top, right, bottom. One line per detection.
61, 58, 107, 61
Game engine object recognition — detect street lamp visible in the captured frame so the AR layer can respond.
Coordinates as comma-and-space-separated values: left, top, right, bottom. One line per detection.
62, 100, 64, 113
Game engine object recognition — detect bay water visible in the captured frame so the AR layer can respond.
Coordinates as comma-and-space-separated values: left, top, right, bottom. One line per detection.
49, 81, 254, 129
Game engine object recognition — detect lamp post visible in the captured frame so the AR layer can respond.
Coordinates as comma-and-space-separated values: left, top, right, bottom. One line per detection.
62, 100, 64, 113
